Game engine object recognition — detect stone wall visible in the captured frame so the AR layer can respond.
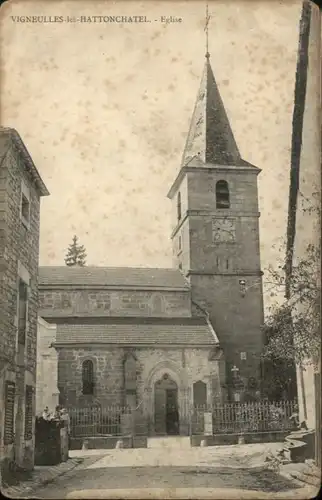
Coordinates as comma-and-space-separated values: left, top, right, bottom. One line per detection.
56, 345, 224, 409
190, 274, 264, 376
36, 317, 59, 415
57, 347, 125, 407
170, 168, 264, 395
0, 136, 42, 470
39, 288, 191, 319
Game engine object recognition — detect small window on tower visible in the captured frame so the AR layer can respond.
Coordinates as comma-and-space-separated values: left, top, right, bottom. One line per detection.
216, 180, 230, 209
216, 257, 219, 268
226, 259, 229, 270
178, 236, 182, 252
177, 192, 182, 221
178, 262, 182, 271
240, 352, 247, 360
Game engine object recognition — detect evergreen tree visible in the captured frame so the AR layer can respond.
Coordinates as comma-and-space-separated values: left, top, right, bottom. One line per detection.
64, 235, 87, 267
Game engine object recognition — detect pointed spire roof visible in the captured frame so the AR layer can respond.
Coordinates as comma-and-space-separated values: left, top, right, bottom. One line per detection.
181, 56, 244, 167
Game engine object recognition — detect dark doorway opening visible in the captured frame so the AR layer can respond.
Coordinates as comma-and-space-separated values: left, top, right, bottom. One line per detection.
154, 374, 179, 435
166, 388, 179, 435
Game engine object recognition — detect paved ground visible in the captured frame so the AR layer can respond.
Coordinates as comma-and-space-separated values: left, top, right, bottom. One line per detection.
31, 443, 317, 499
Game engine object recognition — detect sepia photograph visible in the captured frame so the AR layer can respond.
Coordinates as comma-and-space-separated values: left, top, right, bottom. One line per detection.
0, 0, 320, 498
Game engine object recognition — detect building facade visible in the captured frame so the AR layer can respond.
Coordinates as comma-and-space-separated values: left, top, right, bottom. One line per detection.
168, 54, 264, 393
0, 128, 49, 471
36, 317, 59, 416
39, 267, 225, 435
38, 53, 264, 436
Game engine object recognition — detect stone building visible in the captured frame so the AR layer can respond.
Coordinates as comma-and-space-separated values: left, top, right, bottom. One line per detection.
0, 128, 49, 470
38, 53, 264, 436
36, 317, 59, 416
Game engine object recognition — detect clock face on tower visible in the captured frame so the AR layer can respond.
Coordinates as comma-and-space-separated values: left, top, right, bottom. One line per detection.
212, 218, 236, 243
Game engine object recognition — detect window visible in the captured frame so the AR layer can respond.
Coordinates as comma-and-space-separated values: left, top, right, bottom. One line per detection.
226, 259, 229, 270
21, 193, 30, 222
24, 385, 33, 441
82, 360, 94, 395
216, 180, 230, 209
177, 192, 181, 221
216, 256, 220, 268
178, 262, 182, 270
4, 382, 15, 445
178, 236, 182, 252
124, 353, 137, 392
193, 380, 207, 407
18, 279, 28, 345
240, 352, 247, 360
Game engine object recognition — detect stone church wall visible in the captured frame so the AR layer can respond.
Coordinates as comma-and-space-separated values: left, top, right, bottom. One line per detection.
39, 288, 191, 318
57, 347, 125, 407
56, 346, 224, 409
191, 274, 263, 382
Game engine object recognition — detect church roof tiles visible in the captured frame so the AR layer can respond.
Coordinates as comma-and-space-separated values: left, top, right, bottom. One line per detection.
39, 266, 189, 290
54, 317, 218, 346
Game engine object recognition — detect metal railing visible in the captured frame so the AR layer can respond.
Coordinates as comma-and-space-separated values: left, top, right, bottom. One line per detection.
69, 406, 127, 438
69, 400, 298, 438
191, 400, 298, 435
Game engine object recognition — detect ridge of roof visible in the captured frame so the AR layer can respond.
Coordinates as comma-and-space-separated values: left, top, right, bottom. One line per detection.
39, 266, 190, 289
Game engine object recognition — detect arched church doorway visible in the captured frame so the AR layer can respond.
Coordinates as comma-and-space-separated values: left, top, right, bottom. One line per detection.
154, 374, 179, 435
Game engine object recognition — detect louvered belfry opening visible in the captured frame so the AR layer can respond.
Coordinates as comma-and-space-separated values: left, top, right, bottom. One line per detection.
82, 360, 94, 395
216, 180, 230, 209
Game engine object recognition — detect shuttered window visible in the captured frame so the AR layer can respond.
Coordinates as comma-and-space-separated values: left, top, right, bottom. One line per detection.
4, 381, 15, 445
24, 385, 33, 441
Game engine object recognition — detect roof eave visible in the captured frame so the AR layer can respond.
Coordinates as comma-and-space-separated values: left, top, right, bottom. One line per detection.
53, 341, 218, 348
4, 128, 50, 196
167, 167, 187, 199
38, 284, 190, 291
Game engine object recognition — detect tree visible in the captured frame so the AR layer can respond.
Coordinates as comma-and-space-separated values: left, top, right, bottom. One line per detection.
64, 235, 87, 267
262, 242, 320, 365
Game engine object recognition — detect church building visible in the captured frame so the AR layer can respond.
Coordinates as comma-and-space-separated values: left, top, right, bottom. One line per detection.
38, 51, 264, 436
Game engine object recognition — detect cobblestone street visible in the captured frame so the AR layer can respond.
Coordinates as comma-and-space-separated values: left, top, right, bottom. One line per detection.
31, 444, 316, 499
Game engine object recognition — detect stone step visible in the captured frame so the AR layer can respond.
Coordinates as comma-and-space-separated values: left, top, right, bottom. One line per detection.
147, 436, 191, 449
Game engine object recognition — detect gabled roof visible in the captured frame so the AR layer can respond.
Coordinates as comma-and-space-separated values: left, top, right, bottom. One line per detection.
53, 317, 219, 346
0, 127, 49, 196
39, 266, 190, 290
181, 56, 244, 168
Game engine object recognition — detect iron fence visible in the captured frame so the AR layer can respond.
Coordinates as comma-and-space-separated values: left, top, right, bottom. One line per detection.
69, 405, 129, 438
191, 400, 298, 435
69, 400, 298, 438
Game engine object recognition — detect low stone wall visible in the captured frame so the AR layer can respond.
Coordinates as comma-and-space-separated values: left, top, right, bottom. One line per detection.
191, 430, 290, 447
70, 436, 132, 450
70, 435, 148, 450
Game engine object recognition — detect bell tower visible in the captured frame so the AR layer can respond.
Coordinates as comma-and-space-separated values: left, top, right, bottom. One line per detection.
167, 50, 264, 401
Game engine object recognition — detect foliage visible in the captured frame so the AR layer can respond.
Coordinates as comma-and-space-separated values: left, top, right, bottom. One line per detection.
64, 235, 87, 267
262, 241, 320, 365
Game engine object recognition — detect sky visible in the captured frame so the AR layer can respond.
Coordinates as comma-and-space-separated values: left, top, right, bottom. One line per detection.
0, 0, 315, 287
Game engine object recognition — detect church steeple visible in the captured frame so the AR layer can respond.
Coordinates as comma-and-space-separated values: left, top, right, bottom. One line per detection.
181, 56, 242, 168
